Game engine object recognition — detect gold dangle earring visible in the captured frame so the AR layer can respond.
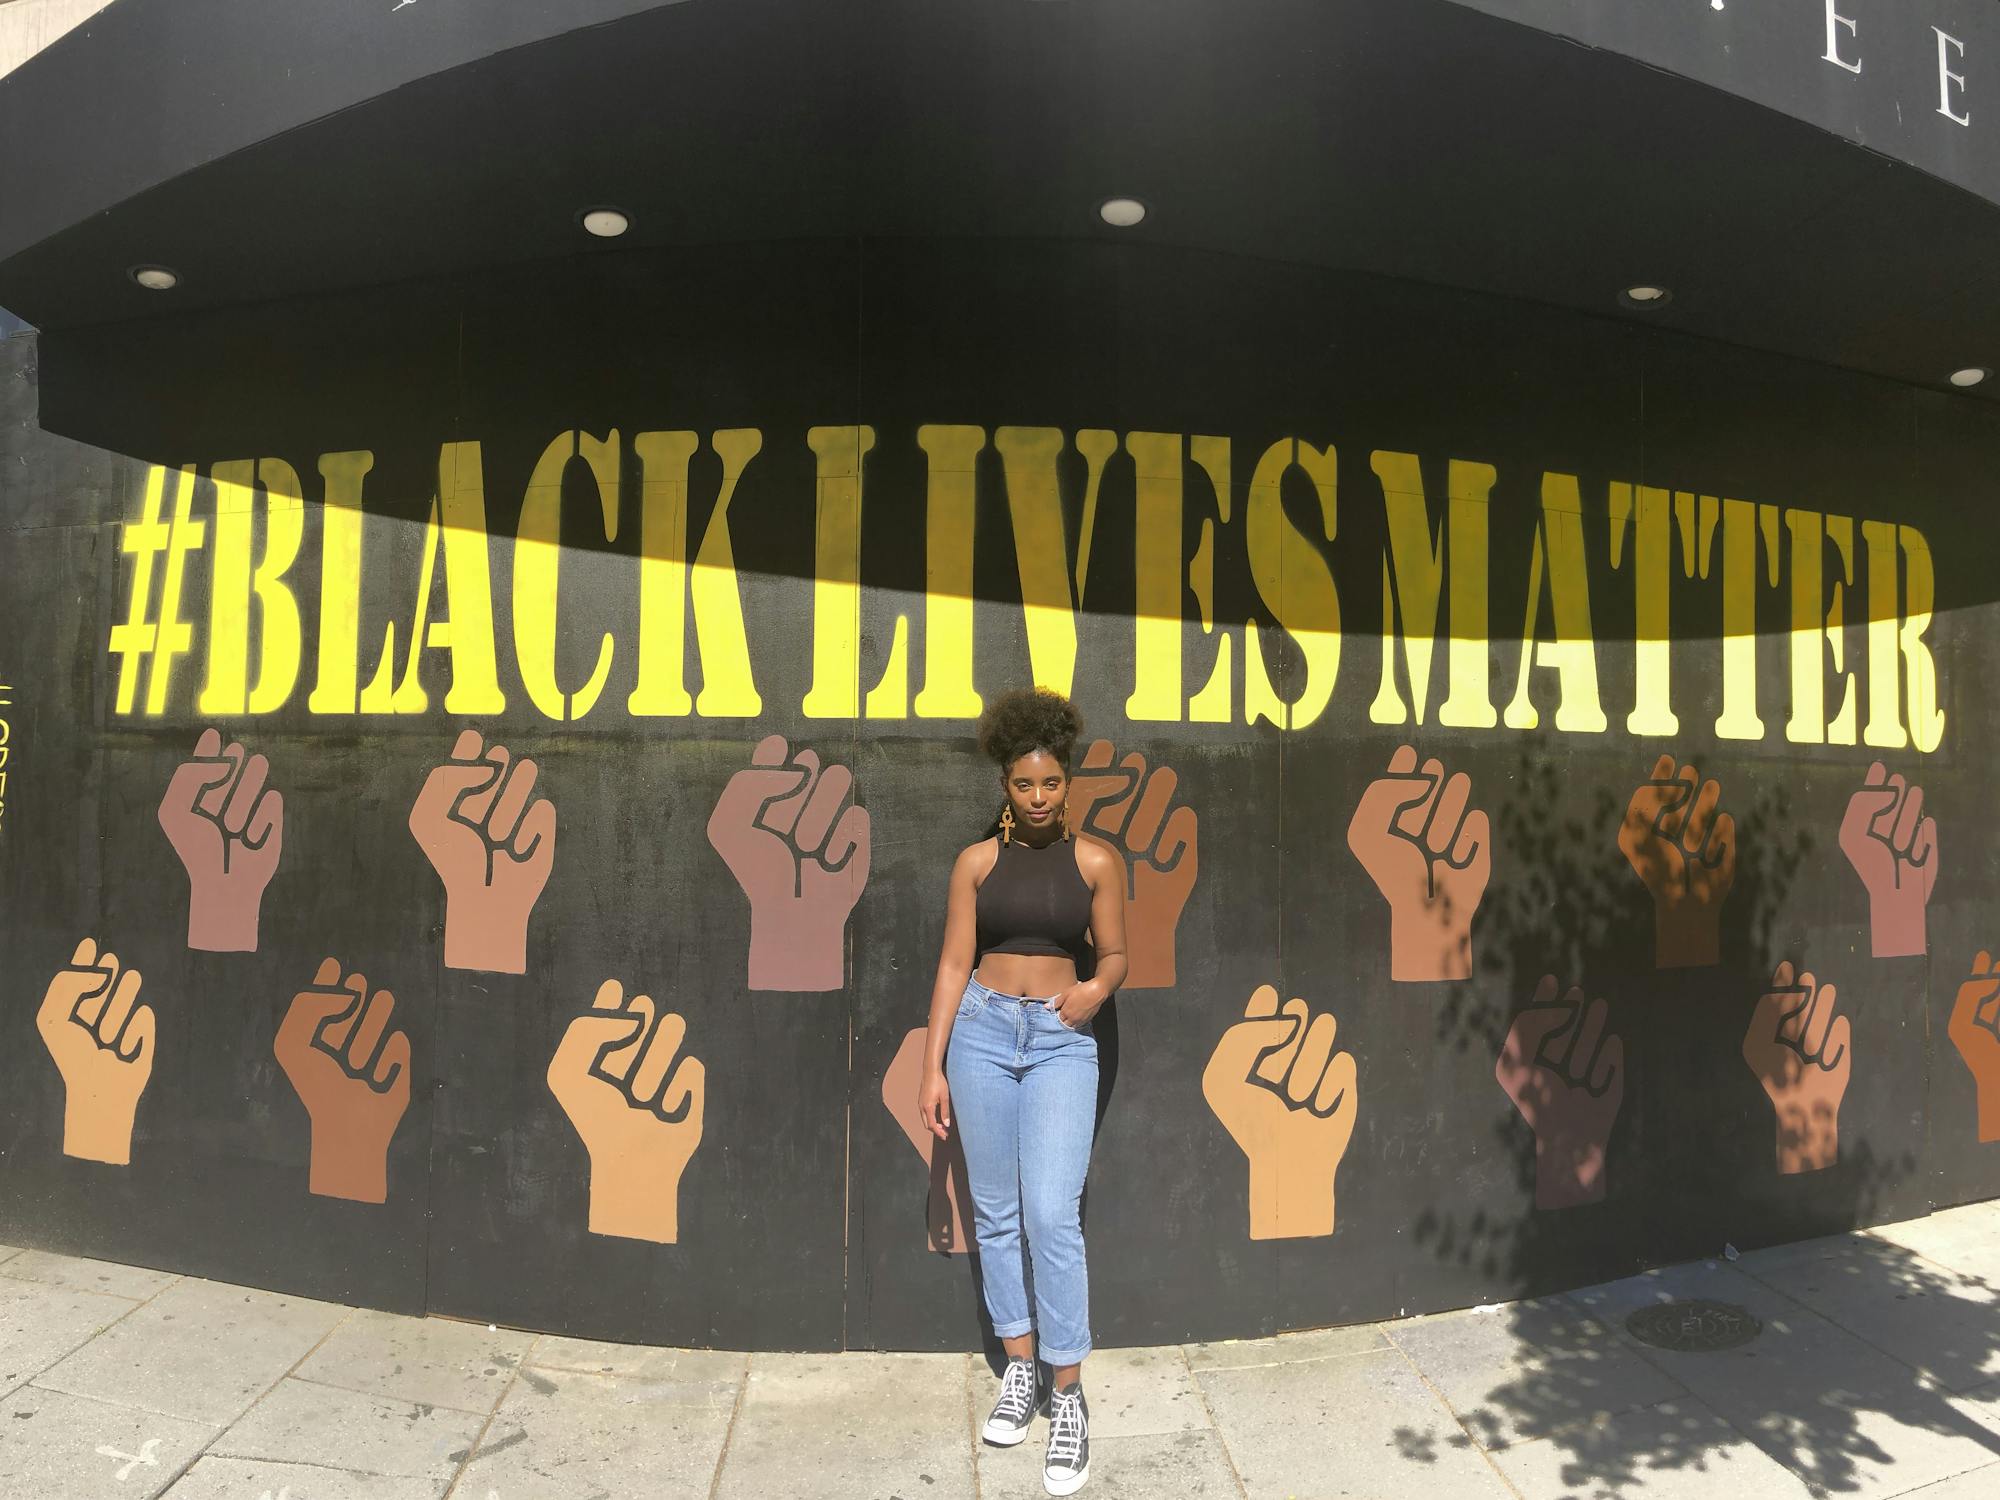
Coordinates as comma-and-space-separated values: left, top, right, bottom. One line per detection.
1059, 801, 1072, 840
998, 802, 1016, 845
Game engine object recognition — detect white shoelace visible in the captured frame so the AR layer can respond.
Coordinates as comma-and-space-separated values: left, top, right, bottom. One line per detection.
1047, 1388, 1086, 1466
995, 1359, 1037, 1420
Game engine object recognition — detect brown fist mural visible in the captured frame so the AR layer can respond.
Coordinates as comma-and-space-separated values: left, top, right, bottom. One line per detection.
1948, 952, 2000, 1144
1067, 740, 1198, 988
408, 729, 556, 974
1840, 762, 1938, 959
36, 939, 156, 1165
273, 959, 412, 1204
1496, 977, 1625, 1210
881, 1028, 974, 1254
548, 979, 706, 1243
1203, 985, 1359, 1240
1743, 961, 1851, 1175
157, 728, 283, 952
707, 735, 870, 992
1618, 754, 1735, 969
1347, 745, 1490, 982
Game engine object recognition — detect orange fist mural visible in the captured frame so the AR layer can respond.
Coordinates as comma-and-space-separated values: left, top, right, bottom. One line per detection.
36, 939, 156, 1165
1743, 961, 1851, 1175
1840, 762, 1938, 959
1067, 740, 1198, 988
1203, 985, 1359, 1239
408, 729, 556, 974
1496, 977, 1625, 1209
707, 735, 870, 991
548, 979, 706, 1244
157, 728, 283, 952
1347, 745, 1490, 982
1948, 952, 2000, 1144
1618, 754, 1735, 969
881, 1028, 974, 1253
273, 959, 413, 1204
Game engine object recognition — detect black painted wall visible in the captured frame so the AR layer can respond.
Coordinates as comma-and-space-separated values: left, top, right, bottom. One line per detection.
1, 238, 1996, 1352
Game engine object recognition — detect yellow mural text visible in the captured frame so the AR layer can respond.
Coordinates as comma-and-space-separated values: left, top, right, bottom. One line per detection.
105, 427, 1947, 751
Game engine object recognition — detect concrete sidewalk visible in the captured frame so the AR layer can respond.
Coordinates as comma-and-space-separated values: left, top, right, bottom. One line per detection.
2, 1203, 1999, 1499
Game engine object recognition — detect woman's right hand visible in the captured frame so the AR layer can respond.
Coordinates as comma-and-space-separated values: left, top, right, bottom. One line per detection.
918, 1070, 952, 1141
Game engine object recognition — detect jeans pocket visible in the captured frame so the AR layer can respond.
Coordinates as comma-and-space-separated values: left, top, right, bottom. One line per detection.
956, 986, 985, 1020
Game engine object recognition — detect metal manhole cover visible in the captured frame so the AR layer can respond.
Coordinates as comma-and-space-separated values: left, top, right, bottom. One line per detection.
1625, 1300, 1762, 1352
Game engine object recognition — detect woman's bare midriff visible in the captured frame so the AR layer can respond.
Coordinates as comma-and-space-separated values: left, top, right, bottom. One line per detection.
975, 953, 1080, 1000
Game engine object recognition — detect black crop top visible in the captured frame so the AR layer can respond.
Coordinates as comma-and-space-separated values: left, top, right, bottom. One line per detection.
975, 837, 1094, 970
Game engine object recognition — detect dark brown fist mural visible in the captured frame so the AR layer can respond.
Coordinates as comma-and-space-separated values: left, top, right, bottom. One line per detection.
882, 1027, 974, 1254
1840, 762, 1938, 959
707, 735, 870, 992
1203, 985, 1359, 1239
1948, 952, 2000, 1144
274, 959, 413, 1204
548, 979, 706, 1244
36, 939, 156, 1166
1347, 745, 1490, 982
1066, 739, 1198, 988
1496, 977, 1625, 1210
408, 729, 556, 974
158, 728, 284, 952
1618, 754, 1735, 969
1743, 961, 1851, 1175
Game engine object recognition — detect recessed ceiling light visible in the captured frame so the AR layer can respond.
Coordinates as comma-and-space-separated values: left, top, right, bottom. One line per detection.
579, 208, 631, 238
1619, 284, 1672, 308
129, 265, 179, 291
1098, 198, 1147, 228
1949, 366, 1989, 388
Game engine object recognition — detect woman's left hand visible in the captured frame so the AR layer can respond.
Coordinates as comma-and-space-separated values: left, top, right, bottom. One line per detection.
1049, 981, 1107, 1030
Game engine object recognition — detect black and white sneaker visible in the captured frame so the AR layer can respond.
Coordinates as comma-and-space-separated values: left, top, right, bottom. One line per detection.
1043, 1381, 1090, 1495
981, 1356, 1044, 1446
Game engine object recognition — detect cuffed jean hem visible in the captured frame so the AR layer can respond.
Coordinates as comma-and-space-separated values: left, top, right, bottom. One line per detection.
1038, 1340, 1093, 1366
991, 1318, 1035, 1339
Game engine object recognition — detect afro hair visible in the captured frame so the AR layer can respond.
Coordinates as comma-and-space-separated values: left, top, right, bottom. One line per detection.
977, 686, 1083, 771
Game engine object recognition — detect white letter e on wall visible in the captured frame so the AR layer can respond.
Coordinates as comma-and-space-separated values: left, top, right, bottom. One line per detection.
1824, 1, 1861, 75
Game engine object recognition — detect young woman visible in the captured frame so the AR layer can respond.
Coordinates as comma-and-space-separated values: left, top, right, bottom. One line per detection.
917, 688, 1129, 1497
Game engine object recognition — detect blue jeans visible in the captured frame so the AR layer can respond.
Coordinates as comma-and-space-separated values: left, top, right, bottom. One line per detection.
944, 974, 1098, 1366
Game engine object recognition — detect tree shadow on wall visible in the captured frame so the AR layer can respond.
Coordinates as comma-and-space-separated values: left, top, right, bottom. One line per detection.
1382, 749, 2000, 1494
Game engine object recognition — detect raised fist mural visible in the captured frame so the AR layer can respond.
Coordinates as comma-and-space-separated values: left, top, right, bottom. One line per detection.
1948, 952, 2000, 1144
157, 728, 283, 952
408, 729, 556, 974
1743, 961, 1851, 1175
1203, 985, 1359, 1239
1840, 762, 1938, 959
36, 939, 156, 1165
548, 979, 706, 1244
1618, 754, 1734, 969
273, 959, 413, 1204
707, 735, 870, 992
1496, 977, 1625, 1209
881, 1027, 974, 1254
1067, 739, 1198, 988
1347, 745, 1490, 982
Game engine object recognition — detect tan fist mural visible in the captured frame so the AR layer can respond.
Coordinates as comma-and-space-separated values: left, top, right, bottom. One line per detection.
408, 729, 556, 974
273, 959, 413, 1204
1067, 740, 1198, 988
37, 939, 156, 1165
707, 735, 870, 992
1840, 762, 1938, 959
1743, 961, 1852, 1175
157, 728, 284, 952
1203, 985, 1359, 1239
881, 1028, 974, 1254
1347, 745, 1490, 982
548, 979, 706, 1243
1618, 754, 1735, 969
1948, 952, 2000, 1144
1496, 977, 1625, 1210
